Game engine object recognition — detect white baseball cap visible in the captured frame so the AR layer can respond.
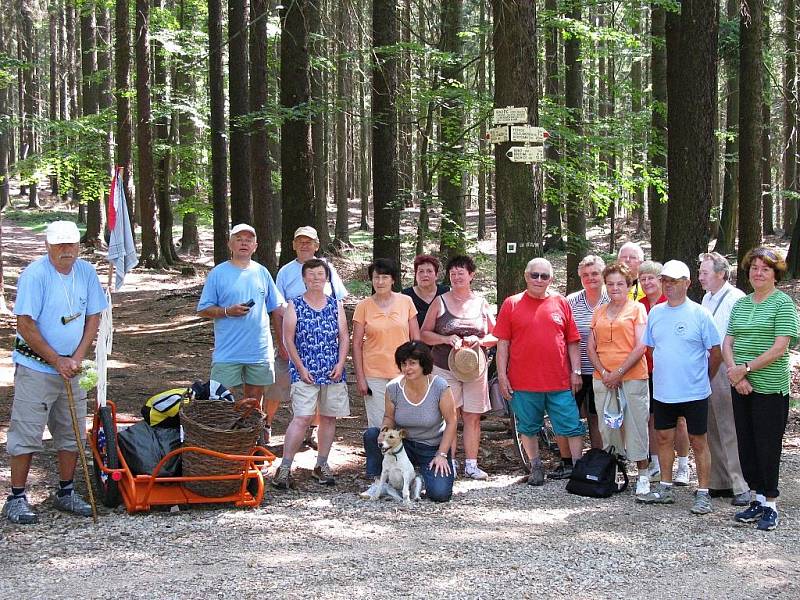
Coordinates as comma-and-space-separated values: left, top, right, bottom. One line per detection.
46, 221, 80, 244
230, 223, 256, 237
293, 226, 319, 242
660, 260, 691, 280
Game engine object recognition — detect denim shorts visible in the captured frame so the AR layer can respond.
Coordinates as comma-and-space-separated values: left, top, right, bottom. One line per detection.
510, 389, 586, 438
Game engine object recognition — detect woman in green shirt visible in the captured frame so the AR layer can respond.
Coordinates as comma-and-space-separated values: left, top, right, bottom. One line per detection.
722, 247, 799, 531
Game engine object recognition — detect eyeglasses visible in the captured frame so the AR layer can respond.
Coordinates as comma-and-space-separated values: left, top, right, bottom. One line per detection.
526, 272, 551, 281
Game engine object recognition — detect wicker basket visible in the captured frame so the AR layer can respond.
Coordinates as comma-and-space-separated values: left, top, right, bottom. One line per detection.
180, 400, 263, 497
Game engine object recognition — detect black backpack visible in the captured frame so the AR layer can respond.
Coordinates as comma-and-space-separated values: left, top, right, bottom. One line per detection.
565, 448, 629, 498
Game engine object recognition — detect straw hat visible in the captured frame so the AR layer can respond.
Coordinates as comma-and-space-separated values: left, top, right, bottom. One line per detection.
448, 346, 487, 383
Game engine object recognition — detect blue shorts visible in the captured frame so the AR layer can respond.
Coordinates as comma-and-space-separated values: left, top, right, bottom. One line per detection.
510, 389, 586, 438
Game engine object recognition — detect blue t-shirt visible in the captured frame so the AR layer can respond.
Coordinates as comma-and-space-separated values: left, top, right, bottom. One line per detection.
275, 259, 348, 301
13, 256, 108, 374
643, 299, 721, 403
197, 261, 284, 364
288, 295, 346, 385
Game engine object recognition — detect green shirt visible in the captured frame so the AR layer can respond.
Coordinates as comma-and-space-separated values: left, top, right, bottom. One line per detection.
726, 290, 799, 395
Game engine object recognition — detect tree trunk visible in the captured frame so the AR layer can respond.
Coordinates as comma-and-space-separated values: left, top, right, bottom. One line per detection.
81, 3, 103, 243
209, 0, 229, 264
135, 0, 160, 266
737, 0, 763, 289
477, 0, 488, 241
115, 0, 134, 224
49, 6, 59, 196
358, 0, 370, 231
309, 0, 330, 250
280, 0, 315, 266
333, 0, 352, 248
631, 0, 645, 234
18, 0, 38, 208
228, 0, 253, 226
783, 0, 796, 238
493, 0, 542, 303
372, 0, 400, 266
663, 0, 719, 299
398, 0, 414, 210
542, 0, 563, 252
648, 2, 668, 261
250, 0, 278, 271
0, 10, 10, 209
761, 8, 773, 237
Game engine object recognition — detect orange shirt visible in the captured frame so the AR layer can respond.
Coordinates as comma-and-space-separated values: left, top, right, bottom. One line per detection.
590, 301, 648, 380
353, 293, 417, 378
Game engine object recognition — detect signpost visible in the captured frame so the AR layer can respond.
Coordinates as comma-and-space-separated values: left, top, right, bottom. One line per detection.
506, 145, 545, 163
492, 106, 528, 125
510, 125, 548, 143
487, 126, 510, 144
487, 106, 548, 165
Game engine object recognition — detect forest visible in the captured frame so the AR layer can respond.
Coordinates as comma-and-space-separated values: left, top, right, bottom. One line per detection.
0, 0, 799, 302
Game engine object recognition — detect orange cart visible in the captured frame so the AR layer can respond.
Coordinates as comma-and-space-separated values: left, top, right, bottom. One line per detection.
88, 400, 275, 513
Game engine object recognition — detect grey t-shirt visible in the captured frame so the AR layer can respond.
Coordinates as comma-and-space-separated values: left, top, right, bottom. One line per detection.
388, 375, 449, 447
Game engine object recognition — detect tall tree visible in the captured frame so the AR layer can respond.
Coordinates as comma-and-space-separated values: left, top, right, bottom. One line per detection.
783, 0, 796, 238
309, 0, 330, 249
80, 2, 103, 243
135, 0, 160, 266
0, 9, 10, 209
542, 0, 562, 252
371, 0, 400, 265
663, 0, 719, 298
279, 0, 315, 265
229, 0, 253, 226
18, 0, 37, 208
209, 0, 230, 264
493, 0, 542, 303
648, 1, 668, 261
438, 0, 467, 260
333, 0, 352, 248
477, 0, 489, 241
115, 0, 133, 223
737, 0, 763, 289
49, 4, 59, 196
761, 10, 773, 236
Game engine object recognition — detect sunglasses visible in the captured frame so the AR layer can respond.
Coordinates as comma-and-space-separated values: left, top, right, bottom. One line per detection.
526, 272, 551, 281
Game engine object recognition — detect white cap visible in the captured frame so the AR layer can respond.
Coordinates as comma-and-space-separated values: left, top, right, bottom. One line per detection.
230, 223, 256, 237
660, 260, 691, 280
293, 226, 319, 242
46, 221, 80, 244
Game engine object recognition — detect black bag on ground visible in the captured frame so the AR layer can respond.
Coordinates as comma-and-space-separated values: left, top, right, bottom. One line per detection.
118, 421, 182, 476
565, 448, 629, 498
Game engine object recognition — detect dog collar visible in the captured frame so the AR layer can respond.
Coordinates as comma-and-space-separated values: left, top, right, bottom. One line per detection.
384, 446, 404, 458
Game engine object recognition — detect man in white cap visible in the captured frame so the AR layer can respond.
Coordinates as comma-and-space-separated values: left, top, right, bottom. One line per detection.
197, 224, 284, 422
4, 221, 108, 524
637, 260, 722, 515
698, 252, 749, 506
269, 226, 348, 448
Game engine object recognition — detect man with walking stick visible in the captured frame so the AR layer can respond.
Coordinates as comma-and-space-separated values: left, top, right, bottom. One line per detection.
4, 221, 107, 524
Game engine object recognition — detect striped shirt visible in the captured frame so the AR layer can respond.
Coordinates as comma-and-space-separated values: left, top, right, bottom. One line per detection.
726, 290, 799, 395
567, 288, 610, 375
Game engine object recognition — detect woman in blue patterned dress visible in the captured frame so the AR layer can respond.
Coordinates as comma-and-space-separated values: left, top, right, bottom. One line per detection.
272, 259, 350, 489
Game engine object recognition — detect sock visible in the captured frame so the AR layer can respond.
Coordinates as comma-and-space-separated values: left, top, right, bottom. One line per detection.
763, 501, 777, 512
56, 480, 74, 498
465, 459, 478, 471
697, 488, 709, 495
650, 455, 660, 469
561, 457, 573, 467
316, 455, 328, 468
661, 481, 673, 487
756, 494, 767, 505
280, 457, 294, 471
638, 469, 648, 478
677, 456, 689, 470
10, 487, 25, 499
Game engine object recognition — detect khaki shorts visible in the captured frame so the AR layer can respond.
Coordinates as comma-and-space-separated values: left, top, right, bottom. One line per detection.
7, 364, 87, 456
291, 382, 350, 417
265, 356, 291, 403
211, 361, 275, 388
432, 365, 490, 414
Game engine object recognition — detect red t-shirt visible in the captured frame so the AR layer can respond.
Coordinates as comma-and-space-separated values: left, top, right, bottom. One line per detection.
494, 291, 580, 392
639, 294, 666, 372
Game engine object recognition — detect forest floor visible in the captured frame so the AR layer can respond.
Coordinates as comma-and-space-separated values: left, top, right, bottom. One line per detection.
1, 188, 800, 599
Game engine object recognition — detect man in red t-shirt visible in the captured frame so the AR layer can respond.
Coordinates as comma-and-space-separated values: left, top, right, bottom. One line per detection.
495, 258, 585, 486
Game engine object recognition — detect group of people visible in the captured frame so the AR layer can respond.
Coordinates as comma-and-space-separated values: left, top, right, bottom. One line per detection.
4, 221, 798, 534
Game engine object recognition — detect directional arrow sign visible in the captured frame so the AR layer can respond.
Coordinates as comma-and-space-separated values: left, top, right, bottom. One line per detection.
487, 126, 509, 144
510, 126, 548, 143
492, 106, 529, 125
506, 146, 545, 163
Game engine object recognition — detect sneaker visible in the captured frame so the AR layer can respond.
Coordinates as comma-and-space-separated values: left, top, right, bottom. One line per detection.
647, 462, 661, 483
635, 483, 675, 504
548, 463, 573, 480
271, 465, 292, 490
731, 491, 751, 507
464, 465, 489, 480
756, 507, 779, 531
527, 462, 545, 486
2, 495, 38, 524
674, 464, 690, 486
691, 491, 713, 515
303, 428, 318, 451
53, 492, 93, 517
635, 475, 650, 496
735, 501, 765, 523
312, 464, 336, 486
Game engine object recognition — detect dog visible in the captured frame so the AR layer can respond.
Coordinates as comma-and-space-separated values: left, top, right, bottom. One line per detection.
362, 427, 422, 506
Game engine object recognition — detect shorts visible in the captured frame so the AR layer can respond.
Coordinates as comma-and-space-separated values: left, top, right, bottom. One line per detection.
432, 365, 490, 414
575, 374, 597, 416
7, 364, 87, 455
652, 398, 709, 435
265, 356, 291, 403
290, 381, 350, 417
211, 361, 275, 388
510, 390, 585, 438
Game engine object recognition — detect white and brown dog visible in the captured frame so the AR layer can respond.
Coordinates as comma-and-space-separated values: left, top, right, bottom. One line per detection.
362, 427, 423, 506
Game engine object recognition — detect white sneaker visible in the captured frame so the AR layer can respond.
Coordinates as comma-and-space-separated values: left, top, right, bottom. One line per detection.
636, 475, 650, 496
464, 465, 488, 480
674, 464, 690, 486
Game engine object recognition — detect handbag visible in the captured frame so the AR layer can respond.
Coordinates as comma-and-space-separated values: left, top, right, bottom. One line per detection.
602, 385, 628, 430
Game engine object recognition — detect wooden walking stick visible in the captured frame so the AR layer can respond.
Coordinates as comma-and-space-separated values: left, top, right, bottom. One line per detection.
65, 379, 98, 523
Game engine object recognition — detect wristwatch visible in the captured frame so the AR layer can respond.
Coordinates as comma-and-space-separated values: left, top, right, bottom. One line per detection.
572, 369, 582, 376
437, 452, 448, 459
744, 363, 751, 373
